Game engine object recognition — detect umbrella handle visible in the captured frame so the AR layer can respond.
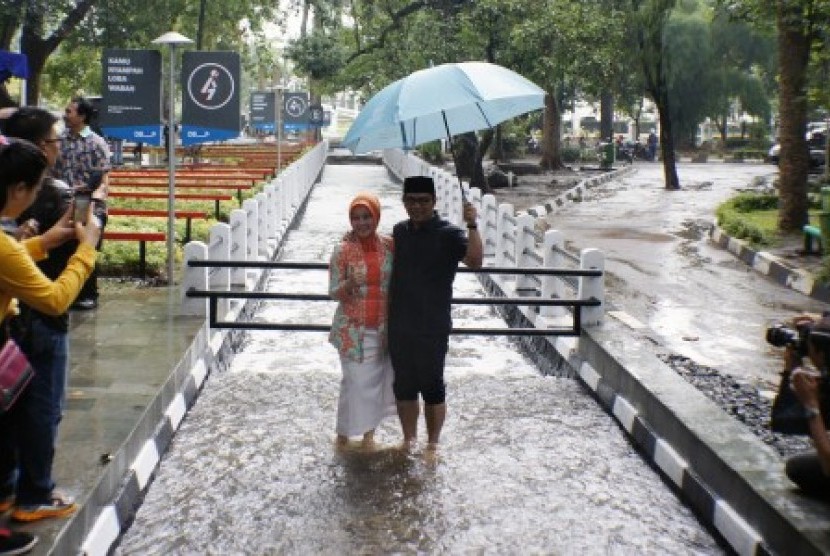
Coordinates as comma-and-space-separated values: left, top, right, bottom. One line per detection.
442, 111, 468, 203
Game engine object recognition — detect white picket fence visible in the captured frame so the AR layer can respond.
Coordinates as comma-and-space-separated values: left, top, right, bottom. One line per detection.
383, 148, 604, 326
179, 140, 328, 317
179, 143, 604, 329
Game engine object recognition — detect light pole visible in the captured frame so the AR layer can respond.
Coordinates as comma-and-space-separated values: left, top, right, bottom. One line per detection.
277, 85, 283, 174
152, 31, 193, 284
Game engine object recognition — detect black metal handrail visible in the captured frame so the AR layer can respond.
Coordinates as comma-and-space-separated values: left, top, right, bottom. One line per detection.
185, 260, 603, 336
186, 259, 602, 277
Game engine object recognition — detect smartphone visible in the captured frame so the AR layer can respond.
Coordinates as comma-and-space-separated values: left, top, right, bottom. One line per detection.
73, 190, 92, 224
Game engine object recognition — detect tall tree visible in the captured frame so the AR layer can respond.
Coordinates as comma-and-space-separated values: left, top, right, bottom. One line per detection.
632, 0, 681, 190
720, 0, 830, 232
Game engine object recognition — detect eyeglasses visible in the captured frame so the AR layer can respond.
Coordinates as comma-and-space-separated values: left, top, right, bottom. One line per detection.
403, 195, 434, 205
43, 138, 61, 144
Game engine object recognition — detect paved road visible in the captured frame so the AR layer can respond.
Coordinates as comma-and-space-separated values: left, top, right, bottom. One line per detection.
542, 161, 830, 386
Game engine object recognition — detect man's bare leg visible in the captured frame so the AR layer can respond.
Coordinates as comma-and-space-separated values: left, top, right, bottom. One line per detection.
424, 402, 446, 449
397, 400, 420, 449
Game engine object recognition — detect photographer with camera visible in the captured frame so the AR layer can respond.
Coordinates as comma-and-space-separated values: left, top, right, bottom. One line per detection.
773, 315, 830, 497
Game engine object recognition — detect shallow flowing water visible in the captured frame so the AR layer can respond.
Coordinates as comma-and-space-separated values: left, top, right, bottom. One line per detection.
115, 164, 722, 554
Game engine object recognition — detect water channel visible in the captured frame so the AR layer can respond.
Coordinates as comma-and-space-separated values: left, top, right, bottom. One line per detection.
115, 163, 723, 554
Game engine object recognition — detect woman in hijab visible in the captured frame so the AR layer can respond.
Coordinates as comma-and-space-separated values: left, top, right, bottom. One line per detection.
328, 192, 395, 449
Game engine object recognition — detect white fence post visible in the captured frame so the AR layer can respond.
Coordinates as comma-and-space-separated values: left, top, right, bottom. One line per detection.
578, 247, 605, 326
496, 203, 514, 268
243, 198, 259, 261
208, 223, 231, 322
180, 241, 208, 316
541, 230, 566, 318
255, 192, 268, 257
516, 214, 536, 292
481, 194, 497, 258
229, 209, 247, 287
265, 184, 279, 248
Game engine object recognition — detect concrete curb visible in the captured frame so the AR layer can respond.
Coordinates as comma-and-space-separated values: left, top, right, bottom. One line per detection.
521, 165, 635, 218
481, 274, 830, 556
709, 225, 830, 303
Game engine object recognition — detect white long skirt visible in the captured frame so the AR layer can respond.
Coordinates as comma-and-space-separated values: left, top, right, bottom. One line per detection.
336, 329, 397, 437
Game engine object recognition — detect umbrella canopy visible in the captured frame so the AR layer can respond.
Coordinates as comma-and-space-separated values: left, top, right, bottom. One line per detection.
342, 62, 545, 154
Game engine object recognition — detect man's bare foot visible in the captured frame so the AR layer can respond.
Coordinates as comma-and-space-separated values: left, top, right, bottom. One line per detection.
335, 435, 349, 450
399, 438, 416, 452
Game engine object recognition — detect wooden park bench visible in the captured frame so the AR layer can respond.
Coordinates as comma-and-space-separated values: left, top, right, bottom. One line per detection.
108, 178, 255, 204
107, 208, 208, 243
103, 230, 166, 277
108, 190, 234, 218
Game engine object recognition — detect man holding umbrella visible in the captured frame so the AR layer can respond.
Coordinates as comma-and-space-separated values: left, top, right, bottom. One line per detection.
388, 176, 482, 451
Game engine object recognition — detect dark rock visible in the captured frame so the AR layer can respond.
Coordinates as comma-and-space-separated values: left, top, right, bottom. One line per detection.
486, 168, 510, 189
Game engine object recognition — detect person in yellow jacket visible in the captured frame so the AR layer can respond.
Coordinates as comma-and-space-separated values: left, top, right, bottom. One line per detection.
0, 138, 99, 553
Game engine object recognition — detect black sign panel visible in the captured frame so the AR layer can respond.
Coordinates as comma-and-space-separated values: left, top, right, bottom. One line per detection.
283, 92, 310, 131
308, 104, 324, 126
250, 91, 276, 133
181, 51, 241, 145
100, 49, 162, 144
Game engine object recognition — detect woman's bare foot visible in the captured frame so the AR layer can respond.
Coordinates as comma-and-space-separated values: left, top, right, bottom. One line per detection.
361, 431, 375, 450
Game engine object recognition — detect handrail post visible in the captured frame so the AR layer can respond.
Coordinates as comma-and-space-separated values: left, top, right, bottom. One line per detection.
481, 193, 497, 258
255, 192, 268, 257
208, 223, 232, 321
243, 198, 259, 261
578, 247, 605, 326
541, 230, 566, 318
496, 203, 514, 268
516, 214, 536, 292
180, 241, 208, 316
265, 184, 279, 250
229, 208, 247, 287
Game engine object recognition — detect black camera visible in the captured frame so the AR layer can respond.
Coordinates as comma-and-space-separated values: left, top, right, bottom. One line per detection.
766, 323, 812, 358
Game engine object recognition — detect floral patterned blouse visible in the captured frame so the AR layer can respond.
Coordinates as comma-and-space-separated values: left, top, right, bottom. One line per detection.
328, 232, 394, 362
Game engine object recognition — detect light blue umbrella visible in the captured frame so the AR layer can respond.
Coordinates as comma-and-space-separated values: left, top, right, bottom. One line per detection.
341, 61, 545, 156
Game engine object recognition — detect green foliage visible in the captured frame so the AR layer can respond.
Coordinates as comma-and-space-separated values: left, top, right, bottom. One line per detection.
560, 145, 581, 162
715, 192, 779, 246
287, 30, 347, 82
416, 141, 445, 164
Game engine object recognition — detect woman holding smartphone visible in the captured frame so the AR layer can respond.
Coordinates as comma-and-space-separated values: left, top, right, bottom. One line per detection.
0, 138, 100, 546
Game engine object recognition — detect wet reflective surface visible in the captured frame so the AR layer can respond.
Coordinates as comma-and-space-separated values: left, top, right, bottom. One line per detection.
116, 165, 721, 554
544, 163, 830, 385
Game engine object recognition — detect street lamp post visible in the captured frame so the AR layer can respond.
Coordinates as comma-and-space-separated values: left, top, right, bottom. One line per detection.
152, 31, 193, 284
277, 86, 283, 174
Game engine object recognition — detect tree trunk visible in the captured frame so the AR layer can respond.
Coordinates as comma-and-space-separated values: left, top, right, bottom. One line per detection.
20, 34, 47, 105
775, 1, 810, 232
475, 130, 494, 193
539, 91, 564, 170
655, 92, 680, 190
491, 125, 504, 162
600, 89, 613, 142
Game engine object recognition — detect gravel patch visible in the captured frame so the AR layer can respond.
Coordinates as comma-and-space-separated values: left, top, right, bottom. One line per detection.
659, 353, 811, 458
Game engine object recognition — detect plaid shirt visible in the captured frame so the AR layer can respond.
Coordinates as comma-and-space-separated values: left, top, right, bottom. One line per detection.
53, 126, 111, 190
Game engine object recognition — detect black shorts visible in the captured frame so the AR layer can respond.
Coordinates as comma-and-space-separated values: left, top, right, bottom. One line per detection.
390, 335, 448, 404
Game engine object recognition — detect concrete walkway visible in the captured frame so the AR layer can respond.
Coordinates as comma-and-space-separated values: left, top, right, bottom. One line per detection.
6, 158, 830, 555
1, 286, 204, 555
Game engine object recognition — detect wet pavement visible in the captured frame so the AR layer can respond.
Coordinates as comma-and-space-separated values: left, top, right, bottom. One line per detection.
534, 161, 830, 388
113, 165, 724, 554
11, 157, 827, 554
0, 288, 205, 555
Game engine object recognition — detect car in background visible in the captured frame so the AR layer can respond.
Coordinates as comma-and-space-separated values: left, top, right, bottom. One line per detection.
767, 128, 826, 171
